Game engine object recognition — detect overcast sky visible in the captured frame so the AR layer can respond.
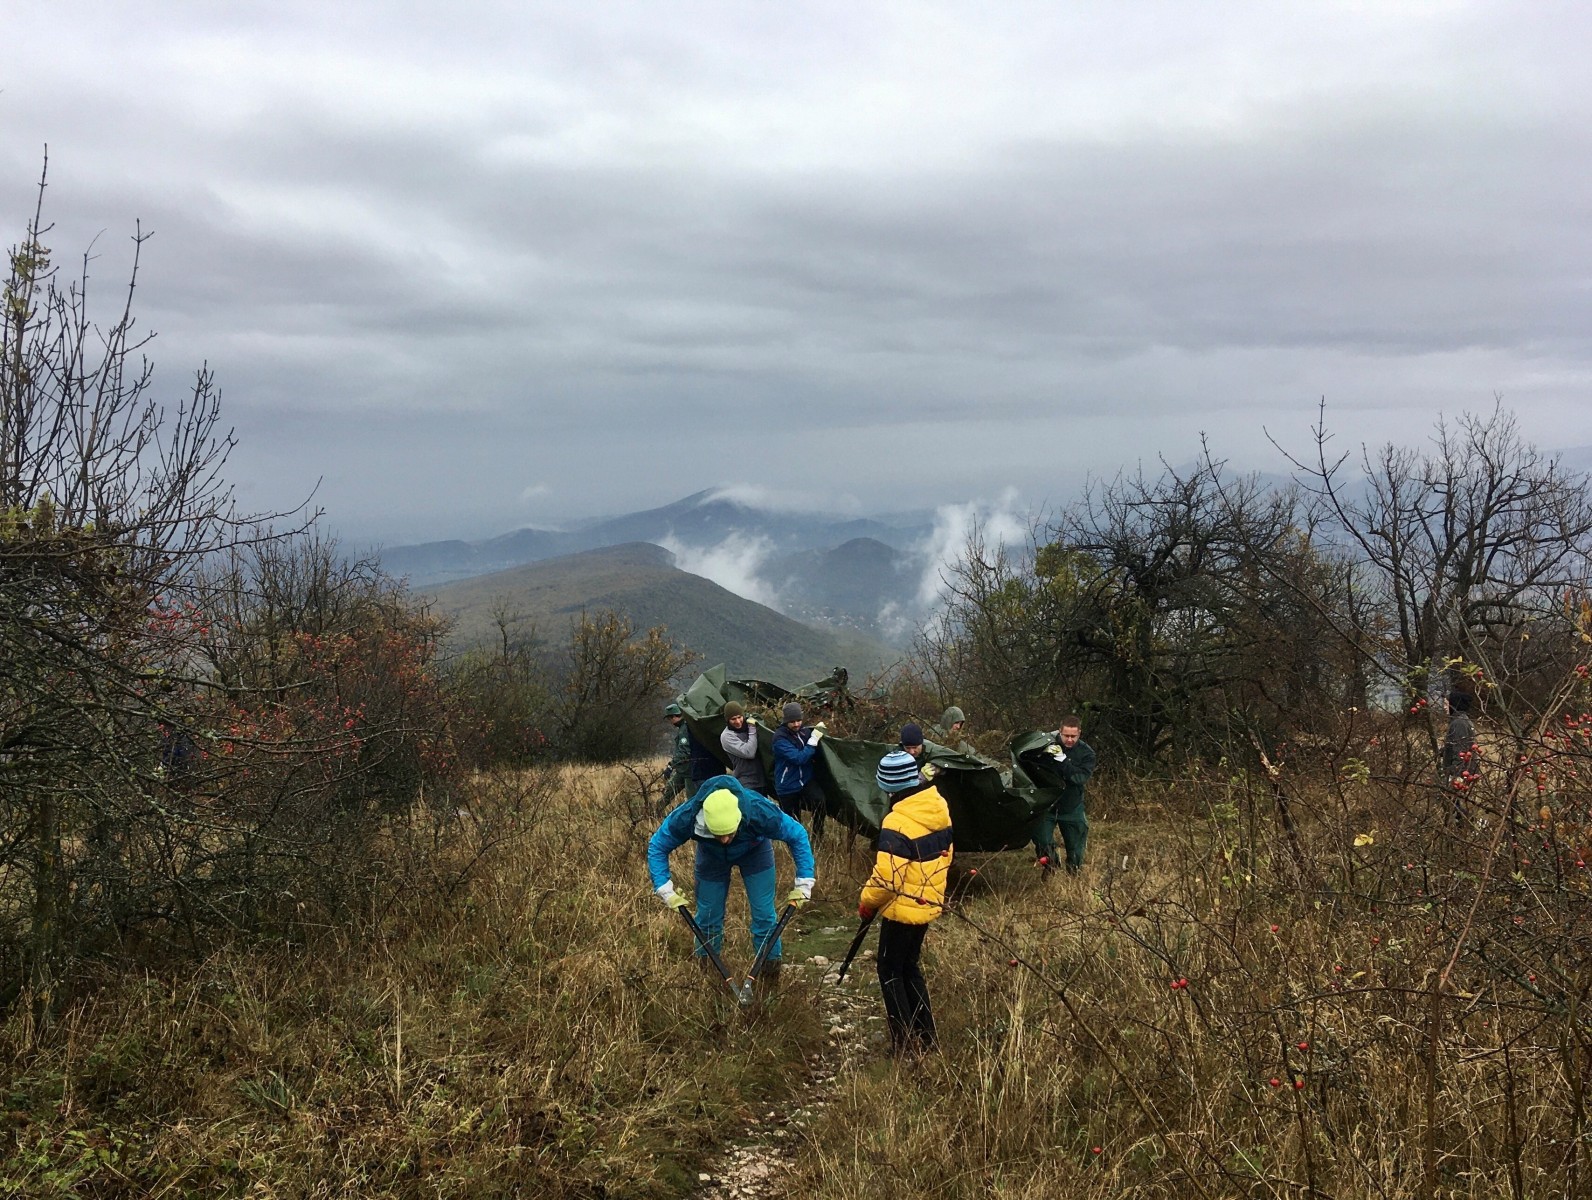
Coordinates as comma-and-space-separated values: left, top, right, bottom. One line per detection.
6, 1, 1590, 545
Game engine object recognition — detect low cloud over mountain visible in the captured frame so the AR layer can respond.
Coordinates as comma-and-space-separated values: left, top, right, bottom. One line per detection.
381, 486, 1032, 646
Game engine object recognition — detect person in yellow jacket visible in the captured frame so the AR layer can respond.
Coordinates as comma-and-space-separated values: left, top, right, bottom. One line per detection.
859, 744, 953, 1055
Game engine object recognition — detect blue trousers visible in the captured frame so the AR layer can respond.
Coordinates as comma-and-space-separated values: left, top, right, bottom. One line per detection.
694, 837, 782, 962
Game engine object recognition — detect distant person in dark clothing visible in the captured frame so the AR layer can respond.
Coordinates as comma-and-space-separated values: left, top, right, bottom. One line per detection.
158, 725, 197, 785
719, 701, 769, 795
772, 701, 827, 839
662, 701, 720, 801
1444, 690, 1479, 820
1031, 715, 1097, 874
687, 722, 723, 790
662, 702, 692, 801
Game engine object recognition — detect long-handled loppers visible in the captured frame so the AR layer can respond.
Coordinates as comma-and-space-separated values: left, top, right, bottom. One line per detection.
739, 903, 798, 1005
674, 906, 742, 998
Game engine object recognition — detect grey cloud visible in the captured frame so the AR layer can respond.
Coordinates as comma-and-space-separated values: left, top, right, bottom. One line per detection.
5, 2, 1592, 540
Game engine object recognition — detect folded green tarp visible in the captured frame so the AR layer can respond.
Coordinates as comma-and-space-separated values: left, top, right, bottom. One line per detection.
675, 665, 1063, 853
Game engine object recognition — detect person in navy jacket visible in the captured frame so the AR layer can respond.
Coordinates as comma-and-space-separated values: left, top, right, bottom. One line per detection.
771, 701, 828, 838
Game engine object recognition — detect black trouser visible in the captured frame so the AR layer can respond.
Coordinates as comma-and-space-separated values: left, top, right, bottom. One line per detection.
776, 778, 826, 841
876, 918, 935, 1053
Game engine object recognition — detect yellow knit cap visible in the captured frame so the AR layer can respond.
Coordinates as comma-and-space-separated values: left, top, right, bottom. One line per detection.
702, 788, 742, 836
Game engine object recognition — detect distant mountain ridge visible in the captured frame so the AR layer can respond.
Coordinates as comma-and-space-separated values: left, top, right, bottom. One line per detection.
430, 542, 896, 684
378, 490, 933, 588
379, 489, 938, 646
763, 537, 922, 639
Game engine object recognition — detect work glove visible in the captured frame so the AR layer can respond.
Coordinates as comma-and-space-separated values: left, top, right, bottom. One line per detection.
808, 728, 825, 746
787, 878, 815, 908
655, 880, 690, 911
1047, 744, 1067, 762
920, 762, 937, 781
858, 903, 876, 921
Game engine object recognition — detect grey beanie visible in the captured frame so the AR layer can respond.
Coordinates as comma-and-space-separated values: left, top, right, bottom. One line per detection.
876, 750, 921, 793
722, 701, 744, 719
782, 701, 804, 723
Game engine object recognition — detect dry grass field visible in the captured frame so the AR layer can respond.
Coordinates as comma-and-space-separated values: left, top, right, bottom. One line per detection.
4, 753, 1587, 1198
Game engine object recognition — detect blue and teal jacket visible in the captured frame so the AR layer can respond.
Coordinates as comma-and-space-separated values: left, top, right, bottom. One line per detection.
647, 775, 816, 887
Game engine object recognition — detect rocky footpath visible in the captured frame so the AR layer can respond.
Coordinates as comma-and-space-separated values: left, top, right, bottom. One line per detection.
694, 940, 880, 1198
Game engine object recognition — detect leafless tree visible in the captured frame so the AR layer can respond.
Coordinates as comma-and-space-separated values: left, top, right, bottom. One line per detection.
0, 160, 305, 1019
1283, 403, 1592, 718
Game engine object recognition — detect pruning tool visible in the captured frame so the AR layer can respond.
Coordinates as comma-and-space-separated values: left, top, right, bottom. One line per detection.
833, 912, 877, 985
739, 903, 799, 1005
674, 906, 741, 997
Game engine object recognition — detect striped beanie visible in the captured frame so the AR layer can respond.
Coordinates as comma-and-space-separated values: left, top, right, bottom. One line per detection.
876, 749, 921, 794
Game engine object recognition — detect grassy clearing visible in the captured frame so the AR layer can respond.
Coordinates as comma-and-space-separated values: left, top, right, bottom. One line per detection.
1, 766, 823, 1197
789, 778, 1592, 1199
5, 763, 1588, 1197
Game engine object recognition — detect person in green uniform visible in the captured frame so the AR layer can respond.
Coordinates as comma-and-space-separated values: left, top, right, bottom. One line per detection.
1032, 715, 1097, 874
661, 702, 692, 801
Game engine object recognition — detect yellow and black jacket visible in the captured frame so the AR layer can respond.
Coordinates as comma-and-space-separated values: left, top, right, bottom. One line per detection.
860, 784, 953, 925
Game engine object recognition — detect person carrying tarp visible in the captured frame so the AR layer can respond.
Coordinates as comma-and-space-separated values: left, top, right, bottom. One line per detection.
772, 701, 828, 839
1031, 714, 1097, 874
661, 702, 693, 800
719, 701, 769, 796
859, 749, 952, 1055
934, 705, 975, 755
648, 775, 815, 989
687, 721, 724, 792
898, 721, 926, 764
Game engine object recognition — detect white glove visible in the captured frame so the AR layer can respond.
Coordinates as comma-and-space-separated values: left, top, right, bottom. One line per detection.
1047, 744, 1067, 762
655, 880, 688, 910
791, 877, 814, 901
808, 729, 825, 745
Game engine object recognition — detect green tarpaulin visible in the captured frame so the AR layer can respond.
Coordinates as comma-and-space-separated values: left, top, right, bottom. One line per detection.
675, 665, 1063, 853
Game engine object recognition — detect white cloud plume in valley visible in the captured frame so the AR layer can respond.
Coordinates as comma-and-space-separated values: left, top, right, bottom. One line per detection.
659, 532, 782, 611
914, 491, 1029, 608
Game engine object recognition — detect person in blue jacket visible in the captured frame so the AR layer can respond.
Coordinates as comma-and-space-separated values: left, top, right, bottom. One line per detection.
771, 701, 828, 839
648, 774, 815, 985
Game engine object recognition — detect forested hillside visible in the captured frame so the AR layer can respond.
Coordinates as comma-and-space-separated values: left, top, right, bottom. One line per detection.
431, 542, 896, 684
